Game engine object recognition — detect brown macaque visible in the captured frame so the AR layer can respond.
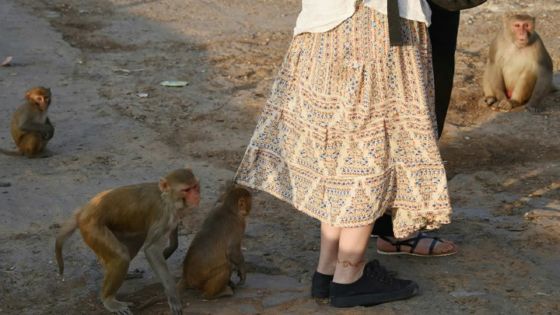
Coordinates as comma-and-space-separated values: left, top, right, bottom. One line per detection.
481, 14, 556, 112
1, 87, 54, 157
55, 168, 200, 315
179, 183, 251, 299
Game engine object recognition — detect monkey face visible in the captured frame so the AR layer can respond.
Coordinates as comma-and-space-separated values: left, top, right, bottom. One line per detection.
26, 87, 51, 111
159, 177, 200, 208
180, 182, 201, 207
159, 168, 201, 208
509, 16, 535, 48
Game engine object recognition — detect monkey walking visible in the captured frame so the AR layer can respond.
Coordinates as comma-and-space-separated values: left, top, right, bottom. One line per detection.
481, 13, 556, 112
55, 168, 201, 315
179, 183, 251, 299
1, 87, 54, 157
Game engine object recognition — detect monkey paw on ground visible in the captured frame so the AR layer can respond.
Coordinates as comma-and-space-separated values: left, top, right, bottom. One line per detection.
479, 96, 497, 108
491, 99, 518, 112
103, 300, 133, 315
167, 296, 183, 315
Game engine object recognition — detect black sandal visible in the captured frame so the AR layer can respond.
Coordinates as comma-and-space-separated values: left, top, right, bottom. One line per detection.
377, 233, 457, 257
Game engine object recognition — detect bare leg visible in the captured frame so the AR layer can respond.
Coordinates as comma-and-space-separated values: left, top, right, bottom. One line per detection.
328, 224, 419, 307
317, 223, 341, 275
311, 223, 340, 298
333, 224, 373, 284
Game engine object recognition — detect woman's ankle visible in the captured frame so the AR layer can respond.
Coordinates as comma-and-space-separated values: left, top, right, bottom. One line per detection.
316, 260, 336, 276
332, 260, 365, 284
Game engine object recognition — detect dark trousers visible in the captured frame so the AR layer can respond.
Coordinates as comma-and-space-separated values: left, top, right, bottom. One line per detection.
372, 4, 460, 237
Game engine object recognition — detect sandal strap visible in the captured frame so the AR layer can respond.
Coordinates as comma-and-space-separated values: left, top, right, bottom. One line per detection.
428, 236, 444, 255
408, 233, 425, 253
380, 233, 447, 255
380, 233, 429, 253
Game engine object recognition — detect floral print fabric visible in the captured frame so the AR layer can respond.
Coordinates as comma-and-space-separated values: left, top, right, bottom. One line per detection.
235, 5, 451, 238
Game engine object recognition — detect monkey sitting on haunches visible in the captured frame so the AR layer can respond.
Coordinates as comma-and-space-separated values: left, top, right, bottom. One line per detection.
1, 87, 54, 157
179, 183, 252, 299
481, 13, 556, 112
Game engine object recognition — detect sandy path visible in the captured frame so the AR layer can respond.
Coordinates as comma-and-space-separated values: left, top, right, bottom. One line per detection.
1, 0, 559, 314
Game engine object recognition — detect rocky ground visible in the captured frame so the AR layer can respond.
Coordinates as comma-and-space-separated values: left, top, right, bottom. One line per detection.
0, 0, 559, 314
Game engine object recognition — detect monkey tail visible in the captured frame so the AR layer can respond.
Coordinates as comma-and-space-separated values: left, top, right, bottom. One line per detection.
55, 211, 79, 276
0, 148, 22, 156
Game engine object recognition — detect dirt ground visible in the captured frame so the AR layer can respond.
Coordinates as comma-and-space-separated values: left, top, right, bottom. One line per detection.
1, 0, 559, 314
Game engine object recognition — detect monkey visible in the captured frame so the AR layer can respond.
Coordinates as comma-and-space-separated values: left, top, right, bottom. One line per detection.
179, 183, 251, 299
158, 181, 236, 262
0, 87, 54, 157
480, 13, 556, 112
55, 168, 200, 315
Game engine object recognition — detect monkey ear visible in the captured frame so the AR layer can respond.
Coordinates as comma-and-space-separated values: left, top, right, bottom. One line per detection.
159, 178, 169, 192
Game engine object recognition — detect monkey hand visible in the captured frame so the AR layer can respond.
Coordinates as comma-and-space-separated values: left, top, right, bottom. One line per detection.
167, 295, 183, 315
492, 99, 517, 112
42, 128, 54, 140
479, 96, 497, 108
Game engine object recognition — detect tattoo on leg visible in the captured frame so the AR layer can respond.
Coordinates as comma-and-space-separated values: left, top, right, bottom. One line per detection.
336, 260, 364, 268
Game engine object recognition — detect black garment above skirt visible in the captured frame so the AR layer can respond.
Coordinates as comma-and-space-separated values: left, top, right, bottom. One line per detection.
373, 3, 460, 237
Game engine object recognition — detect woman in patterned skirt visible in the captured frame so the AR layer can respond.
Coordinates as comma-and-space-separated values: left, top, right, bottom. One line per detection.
235, 1, 452, 307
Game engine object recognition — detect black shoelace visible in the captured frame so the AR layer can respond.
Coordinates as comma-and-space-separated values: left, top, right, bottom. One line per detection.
365, 260, 395, 284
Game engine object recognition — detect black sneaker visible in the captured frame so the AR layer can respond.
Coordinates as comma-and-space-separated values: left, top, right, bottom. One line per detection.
311, 271, 334, 299
329, 260, 419, 307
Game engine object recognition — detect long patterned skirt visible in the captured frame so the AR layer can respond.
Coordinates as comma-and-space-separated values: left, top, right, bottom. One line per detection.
235, 5, 452, 238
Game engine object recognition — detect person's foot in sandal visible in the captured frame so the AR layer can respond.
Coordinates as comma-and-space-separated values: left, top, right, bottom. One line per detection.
376, 232, 457, 257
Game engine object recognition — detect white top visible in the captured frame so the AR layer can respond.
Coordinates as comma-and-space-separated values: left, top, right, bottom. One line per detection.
294, 0, 432, 35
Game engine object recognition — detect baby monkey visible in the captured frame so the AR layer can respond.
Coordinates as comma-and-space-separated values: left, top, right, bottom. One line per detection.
180, 183, 251, 299
1, 87, 54, 157
55, 168, 200, 315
